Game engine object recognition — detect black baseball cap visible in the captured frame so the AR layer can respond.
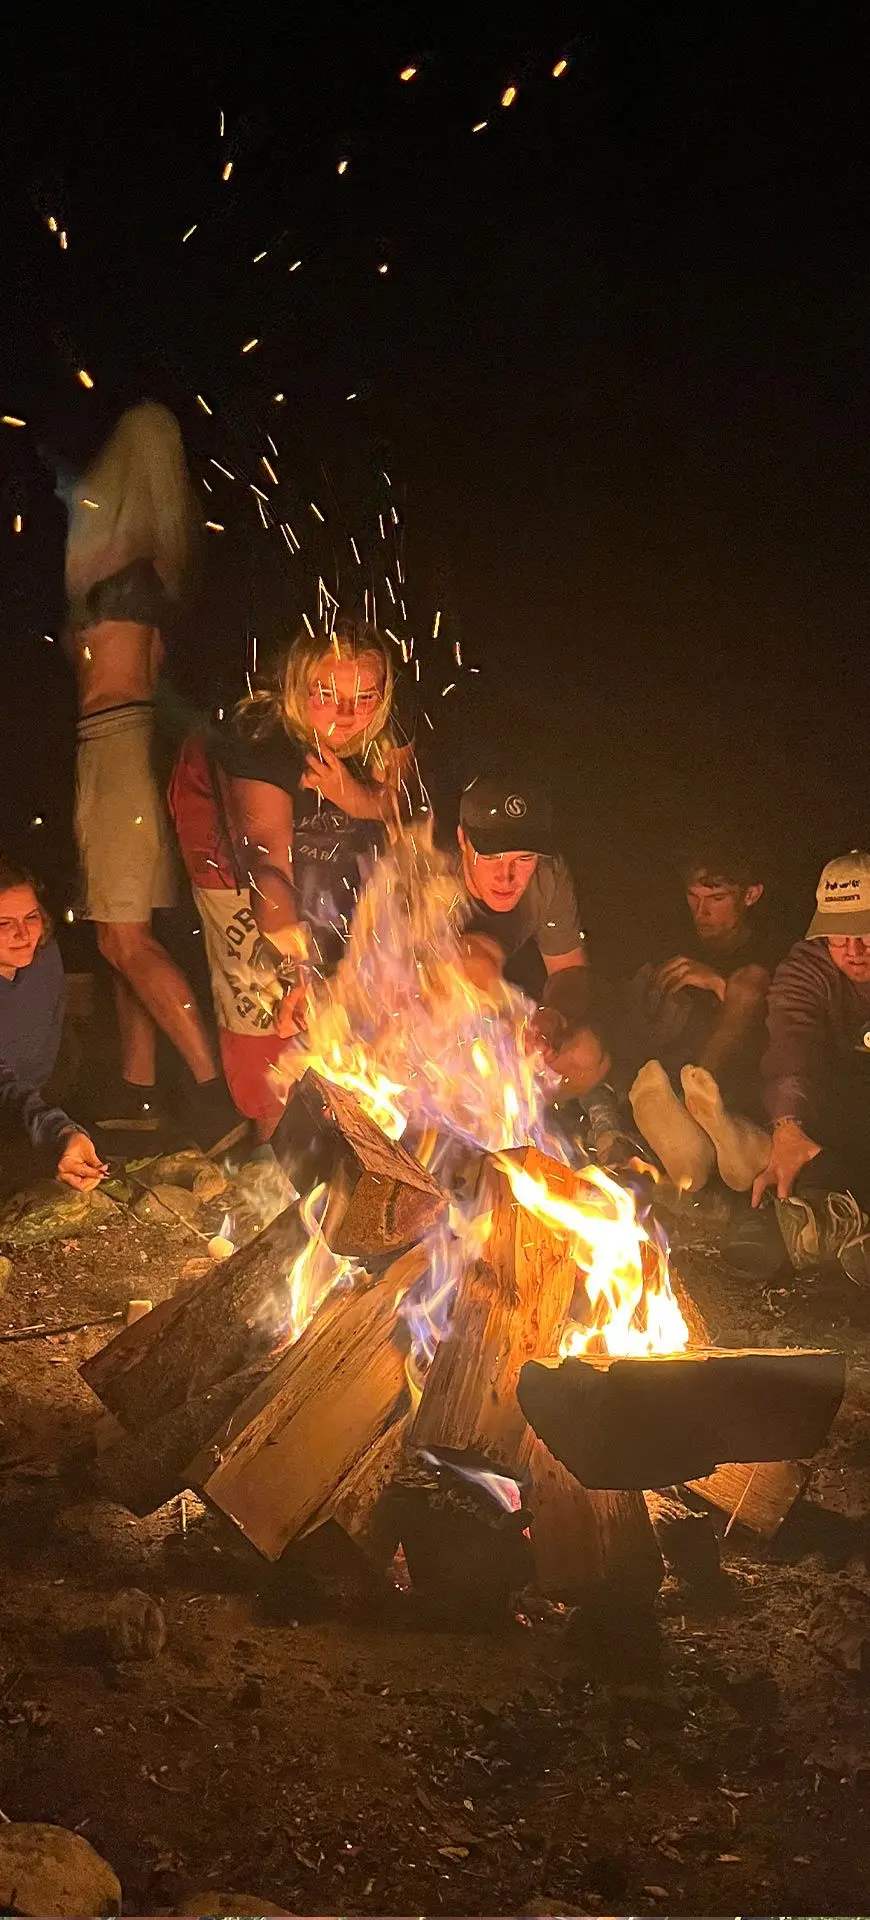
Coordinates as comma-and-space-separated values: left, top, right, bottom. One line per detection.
459, 774, 556, 857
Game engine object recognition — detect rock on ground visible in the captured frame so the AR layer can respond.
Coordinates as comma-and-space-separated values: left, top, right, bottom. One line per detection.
0, 1253, 12, 1290
0, 1822, 121, 1916
104, 1587, 167, 1660
131, 1184, 203, 1229
0, 1183, 117, 1247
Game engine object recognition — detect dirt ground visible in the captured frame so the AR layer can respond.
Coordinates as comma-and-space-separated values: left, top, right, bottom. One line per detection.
4, 1161, 870, 1918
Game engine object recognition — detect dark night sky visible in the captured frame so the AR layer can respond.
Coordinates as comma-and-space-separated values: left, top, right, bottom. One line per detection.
1, 1, 868, 969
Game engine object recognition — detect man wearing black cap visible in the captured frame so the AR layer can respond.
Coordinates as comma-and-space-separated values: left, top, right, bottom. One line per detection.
456, 775, 608, 1098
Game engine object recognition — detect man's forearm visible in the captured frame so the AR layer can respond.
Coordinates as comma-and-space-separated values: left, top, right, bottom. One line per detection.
541, 966, 590, 1026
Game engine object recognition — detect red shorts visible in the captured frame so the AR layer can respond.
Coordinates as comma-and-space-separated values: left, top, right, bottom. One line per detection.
218, 1028, 287, 1131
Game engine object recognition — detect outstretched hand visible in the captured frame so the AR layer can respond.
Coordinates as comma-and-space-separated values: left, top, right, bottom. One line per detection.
751, 1121, 822, 1206
57, 1132, 108, 1192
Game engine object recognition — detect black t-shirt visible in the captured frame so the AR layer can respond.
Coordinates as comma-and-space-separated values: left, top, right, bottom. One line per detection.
212, 719, 387, 972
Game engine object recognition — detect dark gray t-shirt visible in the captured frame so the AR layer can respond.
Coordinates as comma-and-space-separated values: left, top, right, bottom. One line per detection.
461, 855, 584, 960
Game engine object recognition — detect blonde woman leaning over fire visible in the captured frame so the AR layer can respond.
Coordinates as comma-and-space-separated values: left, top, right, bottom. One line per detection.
169, 614, 417, 1138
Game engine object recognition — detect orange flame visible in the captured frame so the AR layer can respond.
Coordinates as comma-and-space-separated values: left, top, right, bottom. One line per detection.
498, 1156, 689, 1358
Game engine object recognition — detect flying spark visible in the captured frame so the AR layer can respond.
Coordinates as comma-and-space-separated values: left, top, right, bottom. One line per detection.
210, 458, 235, 480
472, 120, 488, 133
182, 223, 198, 242
2, 416, 25, 427
261, 455, 279, 484
553, 58, 569, 77
273, 393, 285, 403
252, 249, 267, 262
346, 390, 357, 400
59, 231, 68, 250
13, 514, 23, 534
77, 369, 94, 389
337, 158, 349, 175
350, 536, 361, 564
309, 501, 325, 522
501, 85, 517, 107
241, 337, 259, 353
205, 521, 225, 532
289, 259, 302, 272
399, 64, 418, 81
433, 609, 441, 637
220, 109, 225, 137
47, 216, 58, 233
196, 394, 213, 414
222, 160, 233, 182
377, 261, 389, 275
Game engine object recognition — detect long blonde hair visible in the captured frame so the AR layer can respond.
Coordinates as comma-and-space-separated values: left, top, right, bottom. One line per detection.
237, 616, 398, 772
65, 401, 194, 607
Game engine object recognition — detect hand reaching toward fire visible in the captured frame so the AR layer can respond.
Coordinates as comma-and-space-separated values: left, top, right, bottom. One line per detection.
752, 1119, 822, 1205
273, 981, 310, 1038
456, 932, 504, 994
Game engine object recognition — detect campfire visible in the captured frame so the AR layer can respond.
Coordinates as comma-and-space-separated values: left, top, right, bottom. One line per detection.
81, 833, 845, 1618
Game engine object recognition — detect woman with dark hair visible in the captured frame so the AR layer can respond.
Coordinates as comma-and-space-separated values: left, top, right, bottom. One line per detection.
0, 857, 106, 1189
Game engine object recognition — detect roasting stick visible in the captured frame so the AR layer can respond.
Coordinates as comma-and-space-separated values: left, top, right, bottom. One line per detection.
101, 1163, 214, 1245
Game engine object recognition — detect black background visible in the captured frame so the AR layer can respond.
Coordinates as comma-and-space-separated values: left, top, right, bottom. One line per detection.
1, 0, 868, 975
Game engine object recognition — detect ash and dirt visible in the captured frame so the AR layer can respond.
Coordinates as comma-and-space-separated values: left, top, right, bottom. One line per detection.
3, 1164, 870, 1917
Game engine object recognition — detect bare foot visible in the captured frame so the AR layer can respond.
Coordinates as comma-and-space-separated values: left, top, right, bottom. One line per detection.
629, 1059, 715, 1193
680, 1064, 770, 1191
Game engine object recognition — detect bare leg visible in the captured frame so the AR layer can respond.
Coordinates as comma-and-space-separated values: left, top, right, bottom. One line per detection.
629, 1059, 715, 1193
110, 972, 157, 1085
96, 922, 218, 1084
681, 1064, 770, 1191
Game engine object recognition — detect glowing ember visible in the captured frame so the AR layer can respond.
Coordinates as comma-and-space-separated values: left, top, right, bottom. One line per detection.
498, 1157, 689, 1359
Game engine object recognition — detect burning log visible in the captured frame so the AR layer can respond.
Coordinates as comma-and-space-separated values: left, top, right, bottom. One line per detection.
186, 1246, 427, 1559
517, 1347, 845, 1490
527, 1439, 663, 1604
272, 1068, 444, 1257
81, 1076, 445, 1434
409, 1149, 579, 1474
312, 1415, 410, 1567
80, 1201, 314, 1430
93, 1357, 278, 1516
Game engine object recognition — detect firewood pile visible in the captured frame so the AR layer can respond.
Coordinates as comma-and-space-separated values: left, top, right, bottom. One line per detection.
80, 1068, 846, 1620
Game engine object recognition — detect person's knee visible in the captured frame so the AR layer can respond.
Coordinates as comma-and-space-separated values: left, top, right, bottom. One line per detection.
96, 921, 151, 971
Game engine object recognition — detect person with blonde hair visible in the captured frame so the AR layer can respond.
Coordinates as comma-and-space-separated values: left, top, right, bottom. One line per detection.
62, 401, 236, 1147
169, 612, 416, 1136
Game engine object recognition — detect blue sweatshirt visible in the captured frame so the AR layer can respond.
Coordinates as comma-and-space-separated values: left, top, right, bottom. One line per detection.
0, 940, 80, 1152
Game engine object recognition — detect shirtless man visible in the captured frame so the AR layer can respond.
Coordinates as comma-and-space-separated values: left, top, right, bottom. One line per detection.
63, 403, 234, 1145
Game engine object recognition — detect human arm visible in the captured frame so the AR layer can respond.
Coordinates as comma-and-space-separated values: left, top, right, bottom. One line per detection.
0, 1060, 106, 1186
751, 947, 830, 1203
227, 776, 309, 1031
656, 954, 728, 999
697, 962, 770, 1078
300, 744, 397, 822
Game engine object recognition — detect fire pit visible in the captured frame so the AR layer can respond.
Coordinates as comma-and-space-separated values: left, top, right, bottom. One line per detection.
80, 835, 846, 1619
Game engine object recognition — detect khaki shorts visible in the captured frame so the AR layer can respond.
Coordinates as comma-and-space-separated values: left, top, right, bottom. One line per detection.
75, 704, 177, 922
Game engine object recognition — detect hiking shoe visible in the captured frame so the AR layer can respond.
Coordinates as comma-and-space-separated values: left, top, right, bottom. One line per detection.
92, 1079, 162, 1132
777, 1186, 869, 1273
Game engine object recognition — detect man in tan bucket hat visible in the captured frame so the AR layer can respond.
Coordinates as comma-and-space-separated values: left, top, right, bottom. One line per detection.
716, 852, 870, 1281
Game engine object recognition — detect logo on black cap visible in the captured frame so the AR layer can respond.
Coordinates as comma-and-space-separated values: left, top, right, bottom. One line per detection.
504, 794, 527, 818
